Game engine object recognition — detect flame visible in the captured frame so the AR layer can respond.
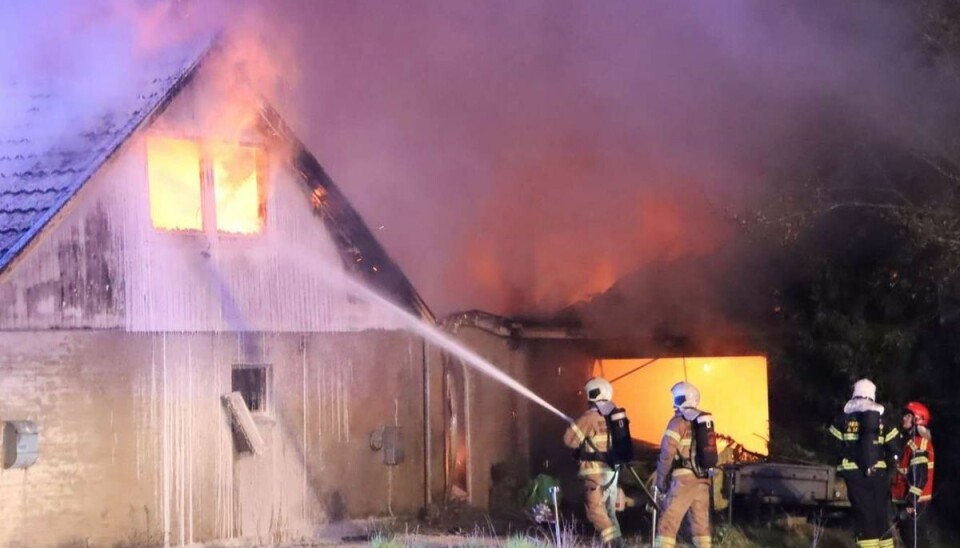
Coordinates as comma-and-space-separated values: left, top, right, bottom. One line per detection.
146, 137, 264, 234
212, 143, 264, 234
594, 356, 769, 455
147, 137, 203, 231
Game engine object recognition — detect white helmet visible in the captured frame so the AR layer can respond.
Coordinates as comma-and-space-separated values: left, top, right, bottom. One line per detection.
852, 378, 876, 401
671, 382, 700, 409
584, 377, 613, 403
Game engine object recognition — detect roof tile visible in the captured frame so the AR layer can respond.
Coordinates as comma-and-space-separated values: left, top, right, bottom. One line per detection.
0, 37, 213, 270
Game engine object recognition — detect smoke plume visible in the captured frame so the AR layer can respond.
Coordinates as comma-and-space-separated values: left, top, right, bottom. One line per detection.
4, 0, 956, 322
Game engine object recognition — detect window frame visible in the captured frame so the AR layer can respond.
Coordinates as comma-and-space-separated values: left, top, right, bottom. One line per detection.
231, 363, 273, 418
145, 134, 268, 237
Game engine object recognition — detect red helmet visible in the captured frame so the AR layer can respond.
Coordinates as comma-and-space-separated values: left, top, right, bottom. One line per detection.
905, 401, 930, 426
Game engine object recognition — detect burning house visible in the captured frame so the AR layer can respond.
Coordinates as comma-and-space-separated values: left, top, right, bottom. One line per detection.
0, 36, 532, 546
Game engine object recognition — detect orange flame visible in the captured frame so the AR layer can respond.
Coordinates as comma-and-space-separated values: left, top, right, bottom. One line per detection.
146, 137, 264, 234
212, 143, 264, 235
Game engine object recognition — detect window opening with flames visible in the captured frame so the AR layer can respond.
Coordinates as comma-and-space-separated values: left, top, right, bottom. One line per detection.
147, 136, 265, 234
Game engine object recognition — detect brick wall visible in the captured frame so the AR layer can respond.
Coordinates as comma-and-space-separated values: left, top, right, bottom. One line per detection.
0, 330, 427, 547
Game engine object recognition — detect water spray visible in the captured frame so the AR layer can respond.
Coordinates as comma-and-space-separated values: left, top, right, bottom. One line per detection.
275, 246, 574, 424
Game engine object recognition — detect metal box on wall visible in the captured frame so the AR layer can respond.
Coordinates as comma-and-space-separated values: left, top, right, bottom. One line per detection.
3, 421, 39, 469
382, 426, 404, 466
369, 425, 405, 466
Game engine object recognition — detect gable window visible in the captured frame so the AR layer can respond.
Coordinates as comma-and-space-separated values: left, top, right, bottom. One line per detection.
232, 364, 271, 415
147, 137, 203, 231
146, 136, 265, 234
212, 143, 264, 234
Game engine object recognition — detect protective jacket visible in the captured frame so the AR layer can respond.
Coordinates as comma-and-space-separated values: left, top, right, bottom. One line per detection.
655, 408, 703, 489
828, 397, 901, 472
892, 427, 934, 506
654, 408, 711, 548
564, 402, 622, 545
564, 403, 616, 477
828, 397, 900, 548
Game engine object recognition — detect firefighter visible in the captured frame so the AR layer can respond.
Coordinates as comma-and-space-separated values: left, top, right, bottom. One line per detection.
892, 401, 935, 548
654, 381, 713, 548
828, 379, 901, 548
563, 377, 624, 547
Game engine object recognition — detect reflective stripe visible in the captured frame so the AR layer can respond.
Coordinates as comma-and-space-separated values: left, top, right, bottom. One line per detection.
601, 525, 621, 541
919, 494, 932, 502
665, 430, 681, 443
837, 459, 885, 470
829, 425, 843, 440
578, 461, 614, 475
885, 428, 900, 442
679, 439, 692, 447
654, 535, 677, 548
843, 433, 860, 441
878, 538, 895, 548
919, 438, 929, 451
929, 462, 935, 470
570, 424, 586, 443
909, 486, 923, 496
910, 456, 929, 466
838, 459, 859, 471
692, 535, 712, 548
856, 539, 879, 548
672, 468, 695, 477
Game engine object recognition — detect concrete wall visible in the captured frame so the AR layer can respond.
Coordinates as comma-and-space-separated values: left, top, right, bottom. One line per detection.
0, 330, 426, 547
440, 327, 532, 511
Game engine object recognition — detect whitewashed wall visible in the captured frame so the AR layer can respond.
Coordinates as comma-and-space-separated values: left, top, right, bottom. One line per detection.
0, 157, 127, 329
0, 63, 405, 333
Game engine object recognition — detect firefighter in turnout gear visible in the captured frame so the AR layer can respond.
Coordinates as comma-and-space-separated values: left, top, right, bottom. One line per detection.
892, 401, 935, 548
563, 377, 624, 547
828, 379, 901, 548
654, 381, 715, 548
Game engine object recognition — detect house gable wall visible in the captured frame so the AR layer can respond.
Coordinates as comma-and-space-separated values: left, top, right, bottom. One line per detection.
0, 63, 402, 333
0, 154, 128, 329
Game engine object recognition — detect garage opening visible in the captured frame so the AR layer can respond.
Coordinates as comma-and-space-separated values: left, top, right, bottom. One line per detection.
593, 356, 769, 455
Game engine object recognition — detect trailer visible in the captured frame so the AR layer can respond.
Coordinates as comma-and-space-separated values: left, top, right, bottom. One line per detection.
723, 462, 850, 522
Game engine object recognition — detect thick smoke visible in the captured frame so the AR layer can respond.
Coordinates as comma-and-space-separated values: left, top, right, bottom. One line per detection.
3, 1, 952, 323
252, 1, 945, 317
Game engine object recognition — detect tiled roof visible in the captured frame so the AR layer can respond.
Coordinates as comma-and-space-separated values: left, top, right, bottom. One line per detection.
0, 37, 214, 271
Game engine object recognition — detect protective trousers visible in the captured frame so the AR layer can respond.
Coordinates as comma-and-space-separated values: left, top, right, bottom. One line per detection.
582, 472, 621, 545
844, 472, 894, 548
654, 475, 711, 548
896, 502, 929, 548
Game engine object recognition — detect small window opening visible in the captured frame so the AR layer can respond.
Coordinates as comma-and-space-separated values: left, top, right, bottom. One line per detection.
232, 365, 270, 414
